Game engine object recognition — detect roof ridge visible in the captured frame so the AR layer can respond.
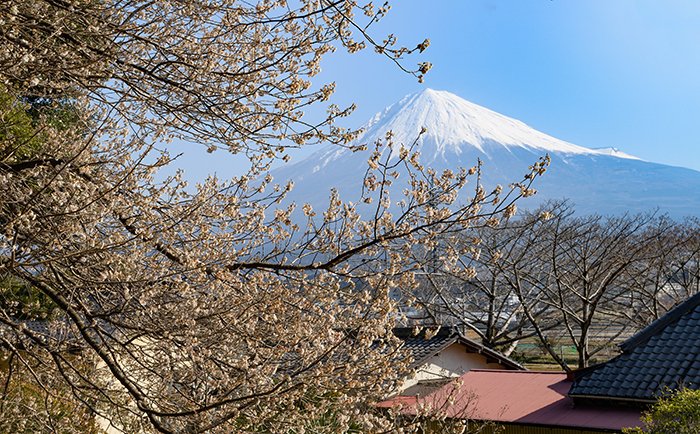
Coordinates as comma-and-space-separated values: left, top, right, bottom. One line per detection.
392, 325, 457, 339
469, 369, 564, 375
454, 335, 525, 371
620, 291, 700, 352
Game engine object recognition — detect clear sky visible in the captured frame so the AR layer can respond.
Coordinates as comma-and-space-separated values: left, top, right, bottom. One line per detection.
178, 0, 700, 179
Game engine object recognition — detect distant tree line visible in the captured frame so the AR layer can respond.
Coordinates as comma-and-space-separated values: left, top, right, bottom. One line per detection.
411, 201, 700, 371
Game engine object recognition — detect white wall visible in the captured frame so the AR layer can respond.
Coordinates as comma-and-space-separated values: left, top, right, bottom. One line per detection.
399, 343, 507, 396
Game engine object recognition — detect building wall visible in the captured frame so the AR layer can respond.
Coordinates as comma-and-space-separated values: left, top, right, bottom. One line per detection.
400, 343, 507, 395
488, 425, 619, 434
422, 420, 619, 434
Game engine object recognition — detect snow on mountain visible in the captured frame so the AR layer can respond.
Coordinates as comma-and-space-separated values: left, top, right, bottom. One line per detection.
591, 147, 642, 160
315, 89, 639, 166
272, 89, 700, 219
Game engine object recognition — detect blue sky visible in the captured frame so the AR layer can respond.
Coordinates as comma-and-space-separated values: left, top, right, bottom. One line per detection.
180, 1, 700, 179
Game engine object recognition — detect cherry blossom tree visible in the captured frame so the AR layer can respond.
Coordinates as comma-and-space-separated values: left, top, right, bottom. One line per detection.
0, 1, 544, 432
1, 0, 432, 161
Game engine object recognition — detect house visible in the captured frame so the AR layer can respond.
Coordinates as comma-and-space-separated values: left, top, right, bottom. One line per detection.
569, 291, 700, 403
380, 293, 700, 432
394, 326, 524, 396
378, 370, 643, 433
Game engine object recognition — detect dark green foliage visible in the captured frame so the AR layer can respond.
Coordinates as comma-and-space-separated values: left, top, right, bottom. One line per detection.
0, 275, 57, 320
0, 87, 74, 321
624, 388, 700, 434
0, 87, 81, 162
0, 87, 42, 161
0, 352, 101, 434
23, 96, 81, 132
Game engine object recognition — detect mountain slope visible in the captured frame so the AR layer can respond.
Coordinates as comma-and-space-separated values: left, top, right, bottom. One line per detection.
272, 89, 700, 219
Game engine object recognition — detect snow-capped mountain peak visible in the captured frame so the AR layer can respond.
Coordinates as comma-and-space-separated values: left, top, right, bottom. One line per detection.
272, 89, 700, 218
326, 89, 638, 165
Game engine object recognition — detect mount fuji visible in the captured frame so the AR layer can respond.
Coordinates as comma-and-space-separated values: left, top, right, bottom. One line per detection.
272, 89, 700, 219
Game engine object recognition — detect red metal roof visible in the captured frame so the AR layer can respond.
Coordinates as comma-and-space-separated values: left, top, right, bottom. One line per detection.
378, 370, 642, 431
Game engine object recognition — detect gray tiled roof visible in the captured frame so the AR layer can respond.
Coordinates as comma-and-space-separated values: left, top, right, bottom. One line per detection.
569, 292, 700, 402
393, 327, 524, 371
395, 327, 458, 369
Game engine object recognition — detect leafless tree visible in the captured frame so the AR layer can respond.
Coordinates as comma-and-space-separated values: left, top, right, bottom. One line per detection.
410, 205, 560, 357
518, 208, 659, 369
416, 200, 698, 371
620, 217, 700, 327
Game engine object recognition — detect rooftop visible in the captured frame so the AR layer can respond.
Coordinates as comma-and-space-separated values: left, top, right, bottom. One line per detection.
569, 292, 700, 402
379, 370, 642, 431
394, 326, 524, 371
